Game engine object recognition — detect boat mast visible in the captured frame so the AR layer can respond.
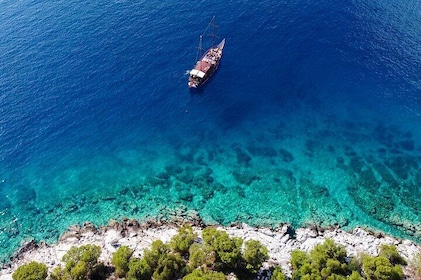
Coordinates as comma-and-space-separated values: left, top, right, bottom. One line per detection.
195, 35, 203, 63
209, 16, 219, 47
193, 16, 217, 64
211, 16, 215, 47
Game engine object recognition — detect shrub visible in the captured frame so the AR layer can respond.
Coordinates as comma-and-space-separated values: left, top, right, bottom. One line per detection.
12, 261, 48, 280
379, 244, 407, 266
310, 239, 348, 272
348, 253, 365, 275
143, 240, 170, 270
50, 266, 69, 280
290, 250, 310, 271
349, 271, 364, 280
183, 268, 226, 280
242, 240, 269, 273
170, 224, 197, 255
188, 243, 216, 270
290, 239, 350, 280
61, 244, 101, 280
63, 244, 101, 271
271, 265, 287, 280
152, 252, 186, 280
362, 255, 403, 280
127, 257, 153, 280
70, 261, 88, 280
202, 227, 243, 270
111, 245, 133, 277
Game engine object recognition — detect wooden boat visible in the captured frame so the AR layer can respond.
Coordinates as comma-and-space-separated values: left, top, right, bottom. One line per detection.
188, 18, 225, 88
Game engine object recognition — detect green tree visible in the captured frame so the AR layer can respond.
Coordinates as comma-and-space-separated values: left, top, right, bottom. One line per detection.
143, 240, 170, 270
242, 240, 269, 273
12, 261, 48, 280
290, 239, 351, 280
183, 268, 226, 280
61, 244, 101, 280
50, 266, 70, 280
127, 257, 153, 280
70, 261, 88, 280
152, 253, 186, 280
379, 244, 407, 266
348, 271, 364, 280
202, 227, 243, 270
362, 255, 403, 280
290, 250, 310, 271
310, 239, 348, 273
170, 224, 197, 255
271, 265, 287, 280
111, 245, 134, 277
188, 243, 216, 270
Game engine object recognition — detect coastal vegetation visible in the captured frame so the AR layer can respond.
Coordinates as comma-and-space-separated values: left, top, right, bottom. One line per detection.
50, 244, 106, 280
290, 239, 407, 280
11, 225, 419, 280
11, 261, 47, 280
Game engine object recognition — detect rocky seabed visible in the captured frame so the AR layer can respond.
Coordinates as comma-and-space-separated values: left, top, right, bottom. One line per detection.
1, 218, 420, 279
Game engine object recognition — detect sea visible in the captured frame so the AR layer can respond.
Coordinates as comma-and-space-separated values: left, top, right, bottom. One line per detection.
0, 0, 420, 262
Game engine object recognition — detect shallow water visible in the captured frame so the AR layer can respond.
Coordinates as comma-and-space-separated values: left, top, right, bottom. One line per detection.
0, 0, 420, 261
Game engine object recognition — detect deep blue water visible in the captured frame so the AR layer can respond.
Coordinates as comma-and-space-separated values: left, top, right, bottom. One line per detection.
1, 0, 420, 261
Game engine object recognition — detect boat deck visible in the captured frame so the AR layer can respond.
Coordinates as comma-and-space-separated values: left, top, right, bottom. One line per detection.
193, 48, 221, 73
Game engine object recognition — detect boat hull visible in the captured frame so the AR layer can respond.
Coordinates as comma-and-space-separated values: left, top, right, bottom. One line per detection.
188, 38, 225, 88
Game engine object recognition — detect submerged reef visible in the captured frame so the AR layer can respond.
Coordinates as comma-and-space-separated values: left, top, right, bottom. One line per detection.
0, 117, 420, 264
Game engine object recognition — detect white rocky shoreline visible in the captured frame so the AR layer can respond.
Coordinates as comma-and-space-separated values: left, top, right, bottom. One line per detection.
1, 218, 420, 279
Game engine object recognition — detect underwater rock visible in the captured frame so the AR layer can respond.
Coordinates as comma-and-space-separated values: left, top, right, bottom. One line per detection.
165, 165, 183, 176
232, 171, 260, 185
273, 169, 296, 186
3, 224, 20, 239
201, 186, 215, 199
155, 171, 170, 180
207, 150, 215, 162
305, 139, 318, 154
348, 156, 365, 173
175, 185, 193, 202
232, 185, 246, 198
400, 187, 421, 211
235, 147, 252, 165
101, 196, 116, 201
15, 186, 36, 204
397, 139, 415, 151
176, 170, 194, 184
192, 173, 214, 188
279, 148, 294, 162
372, 162, 395, 183
358, 168, 380, 189
246, 145, 277, 158
335, 157, 347, 171
64, 202, 79, 213
118, 187, 129, 195
384, 156, 418, 180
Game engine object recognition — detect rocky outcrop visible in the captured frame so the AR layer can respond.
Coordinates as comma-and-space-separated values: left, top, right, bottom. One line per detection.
1, 219, 420, 279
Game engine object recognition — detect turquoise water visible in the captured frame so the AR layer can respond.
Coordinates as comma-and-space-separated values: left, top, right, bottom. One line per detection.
0, 0, 420, 261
